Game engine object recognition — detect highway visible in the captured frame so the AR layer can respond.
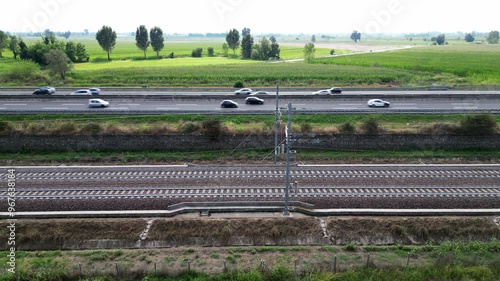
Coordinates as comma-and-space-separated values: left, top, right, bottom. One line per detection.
3, 165, 499, 215
1, 93, 500, 113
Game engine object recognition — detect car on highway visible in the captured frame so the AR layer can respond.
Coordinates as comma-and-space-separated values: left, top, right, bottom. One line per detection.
234, 88, 252, 95
250, 91, 270, 96
32, 86, 56, 95
367, 99, 390, 107
71, 89, 93, 96
245, 97, 264, 105
312, 89, 333, 95
88, 98, 110, 108
329, 87, 342, 93
220, 100, 238, 108
89, 88, 101, 95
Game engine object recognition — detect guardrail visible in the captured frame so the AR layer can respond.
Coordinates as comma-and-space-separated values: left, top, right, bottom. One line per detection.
1, 109, 500, 115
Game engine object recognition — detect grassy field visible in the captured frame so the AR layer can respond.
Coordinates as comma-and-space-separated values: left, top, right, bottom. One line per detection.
314, 44, 500, 85
1, 37, 500, 87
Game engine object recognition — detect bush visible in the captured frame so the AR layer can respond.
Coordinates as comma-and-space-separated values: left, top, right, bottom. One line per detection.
299, 123, 312, 133
420, 123, 460, 134
360, 118, 381, 134
81, 122, 102, 135
0, 121, 13, 134
330, 49, 335, 55
339, 122, 355, 134
202, 119, 223, 140
191, 48, 203, 58
207, 47, 215, 57
233, 81, 244, 88
344, 242, 357, 252
7, 60, 42, 82
181, 122, 201, 134
459, 114, 497, 135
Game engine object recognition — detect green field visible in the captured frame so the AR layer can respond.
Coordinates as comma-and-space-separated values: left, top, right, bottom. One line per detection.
1, 36, 500, 87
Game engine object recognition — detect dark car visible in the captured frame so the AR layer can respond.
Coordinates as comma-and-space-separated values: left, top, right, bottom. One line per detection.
245, 97, 264, 105
32, 86, 56, 95
220, 100, 238, 108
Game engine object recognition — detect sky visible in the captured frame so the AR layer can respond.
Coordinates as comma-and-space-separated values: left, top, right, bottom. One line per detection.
1, 0, 499, 35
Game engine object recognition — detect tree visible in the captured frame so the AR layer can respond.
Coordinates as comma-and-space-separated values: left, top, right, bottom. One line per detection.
0, 30, 7, 58
464, 33, 475, 43
45, 49, 72, 80
350, 30, 361, 43
207, 47, 214, 57
65, 41, 77, 62
304, 43, 315, 62
435, 34, 446, 45
96, 25, 117, 61
242, 27, 251, 37
8, 36, 21, 59
75, 43, 89, 62
225, 28, 240, 55
311, 34, 316, 43
486, 30, 499, 44
135, 25, 150, 59
150, 26, 164, 59
259, 37, 271, 60
270, 37, 280, 60
62, 31, 71, 39
222, 42, 229, 57
191, 48, 203, 57
241, 34, 254, 59
19, 40, 29, 60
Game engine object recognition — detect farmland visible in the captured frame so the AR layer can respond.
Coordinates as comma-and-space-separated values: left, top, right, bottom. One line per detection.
1, 36, 500, 87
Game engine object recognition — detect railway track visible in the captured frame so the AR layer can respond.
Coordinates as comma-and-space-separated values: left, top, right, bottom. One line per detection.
2, 165, 500, 201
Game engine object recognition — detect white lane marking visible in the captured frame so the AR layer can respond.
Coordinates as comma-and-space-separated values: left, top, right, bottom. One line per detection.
396, 103, 417, 106
338, 103, 361, 106
176, 104, 198, 106
62, 104, 84, 106
117, 104, 141, 106
3, 104, 27, 106
157, 107, 180, 110
0, 108, 6, 110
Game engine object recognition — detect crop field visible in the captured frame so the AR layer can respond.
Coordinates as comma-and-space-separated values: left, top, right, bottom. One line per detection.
1, 37, 499, 87
314, 44, 500, 85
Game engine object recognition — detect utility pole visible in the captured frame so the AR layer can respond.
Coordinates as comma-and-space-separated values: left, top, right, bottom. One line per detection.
274, 83, 280, 165
284, 102, 292, 216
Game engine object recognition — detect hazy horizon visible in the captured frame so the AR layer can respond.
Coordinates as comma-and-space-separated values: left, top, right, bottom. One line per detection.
2, 0, 499, 35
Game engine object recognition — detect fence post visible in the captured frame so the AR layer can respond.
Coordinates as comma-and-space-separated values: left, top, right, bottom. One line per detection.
294, 259, 298, 274
188, 260, 191, 271
115, 263, 119, 276
407, 252, 410, 267
79, 264, 82, 277
366, 253, 370, 267
154, 262, 157, 276
334, 256, 337, 273
224, 261, 227, 273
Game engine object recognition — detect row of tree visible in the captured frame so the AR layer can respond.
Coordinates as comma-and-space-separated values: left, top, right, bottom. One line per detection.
0, 30, 88, 64
95, 25, 165, 60
225, 28, 281, 60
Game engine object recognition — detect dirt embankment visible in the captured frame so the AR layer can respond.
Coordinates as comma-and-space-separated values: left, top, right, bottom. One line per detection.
1, 216, 499, 250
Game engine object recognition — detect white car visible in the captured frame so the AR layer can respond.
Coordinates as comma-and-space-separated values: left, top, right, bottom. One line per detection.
312, 90, 332, 95
88, 99, 110, 108
71, 89, 92, 95
367, 99, 390, 107
234, 88, 252, 95
89, 88, 101, 95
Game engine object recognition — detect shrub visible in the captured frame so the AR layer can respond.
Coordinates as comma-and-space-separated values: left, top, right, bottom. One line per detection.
330, 49, 335, 55
191, 48, 203, 58
299, 122, 312, 133
0, 121, 13, 134
7, 60, 42, 82
207, 47, 215, 57
339, 122, 355, 134
233, 81, 244, 88
181, 122, 201, 134
420, 123, 459, 134
360, 118, 381, 134
54, 122, 77, 135
344, 242, 357, 252
459, 114, 497, 135
81, 122, 102, 135
202, 119, 223, 140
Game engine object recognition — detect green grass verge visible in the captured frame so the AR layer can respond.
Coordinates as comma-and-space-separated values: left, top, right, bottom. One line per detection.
1, 148, 499, 165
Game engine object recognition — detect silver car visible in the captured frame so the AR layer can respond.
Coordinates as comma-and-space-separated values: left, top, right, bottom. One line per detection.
71, 89, 92, 96
367, 99, 390, 107
88, 98, 110, 108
